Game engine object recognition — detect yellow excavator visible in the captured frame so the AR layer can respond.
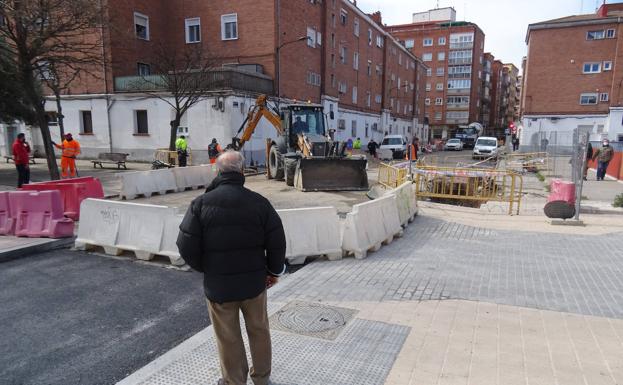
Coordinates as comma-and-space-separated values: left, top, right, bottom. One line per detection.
230, 95, 369, 191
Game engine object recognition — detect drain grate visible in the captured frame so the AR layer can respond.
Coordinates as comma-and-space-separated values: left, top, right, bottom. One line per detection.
269, 301, 358, 340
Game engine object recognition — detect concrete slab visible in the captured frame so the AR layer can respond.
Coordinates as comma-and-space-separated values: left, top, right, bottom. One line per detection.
0, 236, 74, 262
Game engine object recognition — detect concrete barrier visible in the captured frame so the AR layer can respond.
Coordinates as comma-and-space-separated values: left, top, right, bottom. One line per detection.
386, 182, 418, 227
10, 190, 74, 238
159, 214, 184, 266
341, 194, 403, 259
277, 207, 342, 265
119, 169, 178, 200
172, 166, 215, 191
0, 191, 15, 235
76, 199, 180, 263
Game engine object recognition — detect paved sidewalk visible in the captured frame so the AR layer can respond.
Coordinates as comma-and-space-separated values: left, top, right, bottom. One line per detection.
0, 235, 74, 262
117, 215, 623, 385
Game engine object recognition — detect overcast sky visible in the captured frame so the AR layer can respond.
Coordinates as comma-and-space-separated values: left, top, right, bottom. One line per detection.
356, 0, 609, 67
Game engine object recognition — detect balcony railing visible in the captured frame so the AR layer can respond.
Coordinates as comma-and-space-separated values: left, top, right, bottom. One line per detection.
445, 117, 469, 124
448, 73, 472, 79
446, 103, 470, 110
449, 42, 474, 50
448, 58, 472, 65
114, 68, 274, 95
447, 88, 471, 95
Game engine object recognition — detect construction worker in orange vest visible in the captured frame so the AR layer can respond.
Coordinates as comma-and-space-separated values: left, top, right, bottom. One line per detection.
405, 137, 418, 162
52, 133, 81, 178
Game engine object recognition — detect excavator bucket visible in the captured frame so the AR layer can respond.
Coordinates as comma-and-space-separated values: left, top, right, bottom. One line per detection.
294, 157, 369, 192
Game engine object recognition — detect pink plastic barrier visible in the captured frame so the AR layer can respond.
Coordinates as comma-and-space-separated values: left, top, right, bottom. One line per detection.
21, 177, 104, 220
9, 190, 74, 238
548, 179, 576, 204
0, 191, 14, 235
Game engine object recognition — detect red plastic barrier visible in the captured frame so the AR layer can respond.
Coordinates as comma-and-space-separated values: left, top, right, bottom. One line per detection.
548, 179, 576, 204
21, 177, 104, 220
0, 191, 15, 235
9, 190, 74, 238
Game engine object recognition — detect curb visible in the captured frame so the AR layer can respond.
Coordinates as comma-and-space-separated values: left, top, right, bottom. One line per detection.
0, 237, 75, 263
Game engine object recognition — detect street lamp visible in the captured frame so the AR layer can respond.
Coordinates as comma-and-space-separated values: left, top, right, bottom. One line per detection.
275, 35, 309, 107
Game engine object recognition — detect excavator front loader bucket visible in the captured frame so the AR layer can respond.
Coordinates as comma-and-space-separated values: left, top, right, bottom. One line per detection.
294, 157, 369, 192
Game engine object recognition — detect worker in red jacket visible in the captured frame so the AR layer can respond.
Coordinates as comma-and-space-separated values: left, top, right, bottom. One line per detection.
12, 133, 31, 187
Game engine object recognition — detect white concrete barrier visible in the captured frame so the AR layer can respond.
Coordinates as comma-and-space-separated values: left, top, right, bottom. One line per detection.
277, 207, 342, 265
159, 214, 185, 266
76, 199, 181, 264
119, 169, 177, 200
172, 166, 216, 191
386, 182, 418, 227
341, 194, 403, 259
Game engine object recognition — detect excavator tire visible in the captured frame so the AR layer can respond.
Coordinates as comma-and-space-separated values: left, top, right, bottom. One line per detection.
285, 158, 298, 186
269, 146, 284, 180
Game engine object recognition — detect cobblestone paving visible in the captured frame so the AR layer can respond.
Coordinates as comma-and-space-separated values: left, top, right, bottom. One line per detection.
272, 216, 623, 319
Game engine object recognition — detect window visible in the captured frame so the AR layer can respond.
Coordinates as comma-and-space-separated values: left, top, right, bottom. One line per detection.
366, 92, 371, 107
307, 72, 321, 86
580, 93, 598, 105
368, 29, 373, 45
331, 74, 336, 88
447, 96, 470, 105
331, 54, 336, 68
340, 9, 347, 25
137, 62, 151, 76
376, 64, 382, 75
435, 112, 442, 120
331, 33, 336, 48
423, 38, 433, 46
354, 18, 359, 36
307, 27, 317, 47
436, 67, 444, 76
221, 14, 238, 40
352, 87, 357, 103
338, 82, 347, 94
438, 36, 446, 45
398, 54, 402, 65
338, 119, 346, 130
351, 121, 357, 137
367, 60, 372, 76
448, 79, 471, 89
422, 53, 433, 62
396, 100, 400, 112
405, 39, 414, 49
587, 30, 605, 40
425, 98, 431, 105
185, 18, 201, 43
438, 52, 445, 61
426, 68, 432, 77
436, 83, 443, 91
46, 111, 59, 126
353, 52, 359, 70
340, 46, 347, 64
375, 94, 382, 103
583, 62, 601, 73
135, 110, 149, 134
376, 35, 383, 48
365, 122, 369, 137
435, 97, 443, 105
446, 111, 469, 120
600, 92, 609, 102
331, 13, 336, 28
607, 29, 616, 38
604, 61, 613, 71
134, 12, 149, 40
80, 111, 93, 134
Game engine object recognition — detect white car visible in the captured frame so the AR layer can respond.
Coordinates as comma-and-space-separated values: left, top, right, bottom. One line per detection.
472, 136, 499, 159
444, 138, 464, 151
379, 135, 408, 160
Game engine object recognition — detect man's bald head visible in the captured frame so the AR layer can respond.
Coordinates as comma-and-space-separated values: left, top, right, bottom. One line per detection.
216, 150, 245, 174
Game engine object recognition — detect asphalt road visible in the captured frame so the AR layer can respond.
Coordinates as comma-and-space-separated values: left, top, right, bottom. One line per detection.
0, 250, 208, 385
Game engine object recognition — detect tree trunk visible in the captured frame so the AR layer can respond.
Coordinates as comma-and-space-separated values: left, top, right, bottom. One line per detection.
54, 90, 65, 138
169, 118, 180, 151
36, 106, 61, 180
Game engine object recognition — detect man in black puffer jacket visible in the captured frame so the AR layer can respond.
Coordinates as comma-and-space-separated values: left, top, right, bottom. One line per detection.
177, 150, 286, 385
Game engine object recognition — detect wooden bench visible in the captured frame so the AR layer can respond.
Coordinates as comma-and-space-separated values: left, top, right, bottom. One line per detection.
4, 156, 36, 165
91, 152, 129, 169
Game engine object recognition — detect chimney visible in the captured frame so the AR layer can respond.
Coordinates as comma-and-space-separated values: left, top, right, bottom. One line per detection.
597, 1, 608, 17
369, 11, 383, 26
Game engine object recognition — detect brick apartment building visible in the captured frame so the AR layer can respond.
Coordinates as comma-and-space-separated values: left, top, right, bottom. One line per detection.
0, 0, 428, 162
386, 7, 486, 139
521, 1, 623, 149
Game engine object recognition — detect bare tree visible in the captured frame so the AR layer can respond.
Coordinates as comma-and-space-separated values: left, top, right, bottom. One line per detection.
133, 44, 220, 151
0, 0, 105, 179
38, 61, 83, 139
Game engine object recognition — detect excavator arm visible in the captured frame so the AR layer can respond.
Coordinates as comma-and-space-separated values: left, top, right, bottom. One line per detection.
231, 95, 283, 151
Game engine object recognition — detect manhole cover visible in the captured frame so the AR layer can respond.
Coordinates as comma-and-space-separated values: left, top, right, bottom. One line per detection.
270, 302, 358, 340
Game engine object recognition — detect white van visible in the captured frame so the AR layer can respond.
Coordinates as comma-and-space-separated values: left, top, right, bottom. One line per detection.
379, 135, 408, 160
472, 136, 499, 159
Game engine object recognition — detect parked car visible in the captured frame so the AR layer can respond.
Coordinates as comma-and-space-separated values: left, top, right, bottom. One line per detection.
379, 135, 408, 160
444, 138, 464, 151
472, 136, 499, 159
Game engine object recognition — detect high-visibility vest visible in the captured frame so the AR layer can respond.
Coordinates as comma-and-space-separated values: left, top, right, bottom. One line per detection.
56, 139, 81, 158
175, 138, 188, 151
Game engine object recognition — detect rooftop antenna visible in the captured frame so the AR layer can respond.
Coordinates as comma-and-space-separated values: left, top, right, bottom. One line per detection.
436, 0, 440, 8
580, 0, 583, 13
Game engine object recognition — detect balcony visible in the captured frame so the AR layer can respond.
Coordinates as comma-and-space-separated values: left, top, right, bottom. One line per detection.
446, 117, 469, 124
448, 73, 472, 79
447, 88, 471, 95
449, 42, 474, 50
446, 103, 470, 110
448, 58, 472, 65
114, 67, 274, 95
